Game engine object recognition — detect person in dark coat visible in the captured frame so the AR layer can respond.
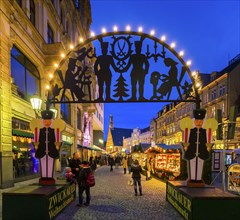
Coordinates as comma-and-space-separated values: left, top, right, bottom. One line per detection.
108, 155, 114, 171
77, 161, 92, 207
89, 156, 97, 174
184, 109, 209, 184
69, 152, 82, 181
35, 110, 60, 184
131, 160, 143, 196
127, 155, 133, 174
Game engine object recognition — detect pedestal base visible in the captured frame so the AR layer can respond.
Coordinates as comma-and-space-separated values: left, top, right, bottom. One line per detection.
39, 177, 56, 185
187, 179, 205, 188
3, 180, 76, 220
166, 181, 240, 220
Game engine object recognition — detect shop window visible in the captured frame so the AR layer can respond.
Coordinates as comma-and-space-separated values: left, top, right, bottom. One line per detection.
47, 23, 54, 44
11, 46, 40, 101
60, 96, 71, 125
30, 0, 35, 26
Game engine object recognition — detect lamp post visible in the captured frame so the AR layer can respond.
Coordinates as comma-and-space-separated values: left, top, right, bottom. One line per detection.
30, 94, 57, 118
30, 95, 42, 118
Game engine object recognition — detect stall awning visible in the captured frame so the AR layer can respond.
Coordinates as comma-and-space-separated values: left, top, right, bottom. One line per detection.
12, 129, 34, 138
77, 144, 103, 151
62, 141, 73, 147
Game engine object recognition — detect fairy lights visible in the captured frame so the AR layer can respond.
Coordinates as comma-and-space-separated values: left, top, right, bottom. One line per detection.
150, 30, 155, 36
49, 26, 201, 100
161, 35, 166, 42
138, 26, 143, 32
126, 25, 131, 31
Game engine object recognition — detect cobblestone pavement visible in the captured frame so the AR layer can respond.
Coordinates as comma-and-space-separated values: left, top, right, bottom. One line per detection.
55, 165, 184, 220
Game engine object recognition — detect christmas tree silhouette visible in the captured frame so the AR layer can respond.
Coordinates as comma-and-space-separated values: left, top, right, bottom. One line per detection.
113, 73, 129, 101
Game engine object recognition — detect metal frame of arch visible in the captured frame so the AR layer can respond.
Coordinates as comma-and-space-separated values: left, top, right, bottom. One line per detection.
48, 31, 201, 109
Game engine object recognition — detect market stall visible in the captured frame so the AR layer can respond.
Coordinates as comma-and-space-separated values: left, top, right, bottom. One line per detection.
145, 144, 182, 180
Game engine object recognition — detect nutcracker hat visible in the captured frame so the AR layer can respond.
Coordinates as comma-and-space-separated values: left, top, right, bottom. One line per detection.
101, 42, 109, 50
134, 41, 142, 48
193, 109, 206, 120
41, 110, 53, 119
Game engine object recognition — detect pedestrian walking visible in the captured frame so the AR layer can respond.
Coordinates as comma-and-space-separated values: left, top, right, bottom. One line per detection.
108, 155, 114, 171
127, 155, 133, 174
131, 159, 143, 196
115, 155, 121, 169
89, 156, 97, 174
146, 157, 152, 180
122, 156, 128, 174
77, 161, 92, 207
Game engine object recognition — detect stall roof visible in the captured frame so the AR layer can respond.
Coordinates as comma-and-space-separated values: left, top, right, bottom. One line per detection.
145, 144, 182, 154
156, 144, 181, 150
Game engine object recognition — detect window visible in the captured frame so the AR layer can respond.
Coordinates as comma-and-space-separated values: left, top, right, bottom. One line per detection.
60, 96, 71, 124
30, 0, 35, 26
77, 108, 81, 130
12, 118, 30, 131
11, 46, 40, 101
211, 89, 217, 100
220, 84, 226, 96
47, 23, 54, 44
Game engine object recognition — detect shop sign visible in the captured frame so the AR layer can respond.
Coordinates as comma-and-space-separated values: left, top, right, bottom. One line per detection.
166, 183, 192, 220
48, 183, 76, 219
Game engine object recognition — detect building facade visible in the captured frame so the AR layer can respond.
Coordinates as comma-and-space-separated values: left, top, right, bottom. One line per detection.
151, 55, 240, 171
0, 0, 101, 188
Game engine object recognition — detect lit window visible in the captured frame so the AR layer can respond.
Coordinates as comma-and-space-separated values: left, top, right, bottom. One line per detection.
60, 96, 71, 125
11, 46, 40, 101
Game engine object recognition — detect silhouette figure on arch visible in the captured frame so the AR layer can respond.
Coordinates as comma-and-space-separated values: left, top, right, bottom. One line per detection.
123, 41, 149, 101
94, 42, 118, 102
57, 58, 85, 101
157, 57, 183, 100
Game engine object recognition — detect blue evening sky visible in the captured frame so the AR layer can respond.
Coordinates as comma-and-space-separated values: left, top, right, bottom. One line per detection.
90, 0, 240, 140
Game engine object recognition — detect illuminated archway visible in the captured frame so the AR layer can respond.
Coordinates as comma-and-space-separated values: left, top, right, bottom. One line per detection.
48, 29, 202, 108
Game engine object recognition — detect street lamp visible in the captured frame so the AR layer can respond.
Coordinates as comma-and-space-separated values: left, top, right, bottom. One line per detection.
30, 94, 57, 119
30, 95, 42, 118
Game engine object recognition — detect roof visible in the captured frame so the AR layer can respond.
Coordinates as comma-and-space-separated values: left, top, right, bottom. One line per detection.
111, 127, 132, 146
220, 54, 240, 75
141, 143, 151, 151
141, 127, 150, 133
155, 144, 181, 150
199, 73, 211, 87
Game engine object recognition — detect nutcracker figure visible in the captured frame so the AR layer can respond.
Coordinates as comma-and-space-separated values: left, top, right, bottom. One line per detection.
30, 110, 65, 185
180, 109, 217, 187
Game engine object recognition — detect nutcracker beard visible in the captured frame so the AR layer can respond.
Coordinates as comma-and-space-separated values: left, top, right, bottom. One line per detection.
188, 157, 204, 181
40, 155, 54, 178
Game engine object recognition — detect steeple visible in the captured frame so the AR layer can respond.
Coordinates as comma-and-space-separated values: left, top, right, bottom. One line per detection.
109, 114, 114, 129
